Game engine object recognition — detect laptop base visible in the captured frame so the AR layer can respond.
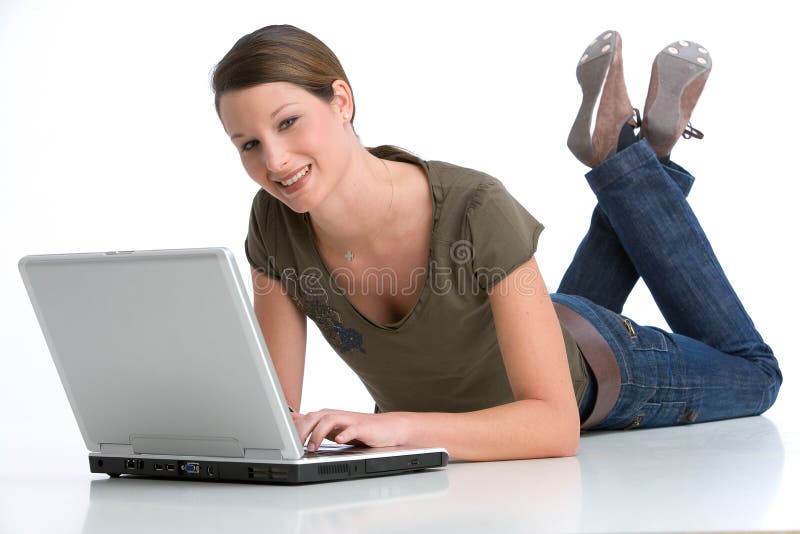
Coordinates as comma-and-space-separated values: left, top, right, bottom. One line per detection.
89, 452, 448, 484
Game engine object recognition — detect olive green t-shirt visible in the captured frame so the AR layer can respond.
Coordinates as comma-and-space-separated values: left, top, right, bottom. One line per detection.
245, 145, 589, 413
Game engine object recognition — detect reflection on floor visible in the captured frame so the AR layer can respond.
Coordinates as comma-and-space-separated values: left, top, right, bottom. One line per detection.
0, 415, 797, 534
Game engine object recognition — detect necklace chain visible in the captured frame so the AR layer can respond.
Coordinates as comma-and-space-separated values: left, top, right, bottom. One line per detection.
345, 159, 394, 261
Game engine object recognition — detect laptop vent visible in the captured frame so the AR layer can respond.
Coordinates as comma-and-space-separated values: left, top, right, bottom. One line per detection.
318, 463, 349, 476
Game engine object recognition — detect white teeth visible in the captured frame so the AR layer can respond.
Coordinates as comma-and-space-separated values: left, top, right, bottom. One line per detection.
280, 165, 310, 187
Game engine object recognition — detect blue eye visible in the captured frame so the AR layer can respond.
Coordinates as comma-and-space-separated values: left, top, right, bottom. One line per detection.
279, 117, 298, 130
241, 140, 259, 152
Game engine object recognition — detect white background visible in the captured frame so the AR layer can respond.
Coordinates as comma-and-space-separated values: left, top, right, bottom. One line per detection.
1, 0, 798, 479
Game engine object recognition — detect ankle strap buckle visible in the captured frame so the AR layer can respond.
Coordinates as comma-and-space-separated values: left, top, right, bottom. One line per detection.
682, 121, 704, 140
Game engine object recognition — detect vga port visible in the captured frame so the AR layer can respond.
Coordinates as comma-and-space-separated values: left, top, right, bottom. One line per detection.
180, 462, 200, 474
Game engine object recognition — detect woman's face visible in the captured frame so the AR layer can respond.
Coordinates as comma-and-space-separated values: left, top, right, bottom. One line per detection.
218, 81, 353, 213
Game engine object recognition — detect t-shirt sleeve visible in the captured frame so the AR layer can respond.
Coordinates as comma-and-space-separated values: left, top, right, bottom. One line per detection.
466, 179, 545, 292
244, 191, 282, 280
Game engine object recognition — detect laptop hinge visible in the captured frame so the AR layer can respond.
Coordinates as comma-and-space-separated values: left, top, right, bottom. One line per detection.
244, 448, 283, 461
99, 443, 134, 455
130, 435, 244, 457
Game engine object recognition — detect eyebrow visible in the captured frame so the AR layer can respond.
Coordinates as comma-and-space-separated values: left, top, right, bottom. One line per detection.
229, 102, 298, 140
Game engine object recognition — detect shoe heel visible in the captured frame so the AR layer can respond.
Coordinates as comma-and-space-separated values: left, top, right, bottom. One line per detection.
643, 41, 712, 153
568, 31, 632, 167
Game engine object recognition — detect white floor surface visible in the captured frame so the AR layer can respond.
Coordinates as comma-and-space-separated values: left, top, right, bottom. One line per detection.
2, 412, 798, 534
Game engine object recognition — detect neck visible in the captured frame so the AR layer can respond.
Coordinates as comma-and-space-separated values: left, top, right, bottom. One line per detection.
307, 147, 396, 256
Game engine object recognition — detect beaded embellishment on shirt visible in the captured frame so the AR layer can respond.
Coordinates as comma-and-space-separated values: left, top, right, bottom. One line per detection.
290, 288, 366, 355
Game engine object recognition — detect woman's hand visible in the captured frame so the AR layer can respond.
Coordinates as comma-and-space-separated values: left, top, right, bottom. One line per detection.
291, 409, 410, 452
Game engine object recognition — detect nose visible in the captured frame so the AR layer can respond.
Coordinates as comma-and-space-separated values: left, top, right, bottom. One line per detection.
262, 138, 289, 175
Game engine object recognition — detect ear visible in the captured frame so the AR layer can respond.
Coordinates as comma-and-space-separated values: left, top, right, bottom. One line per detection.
329, 79, 354, 122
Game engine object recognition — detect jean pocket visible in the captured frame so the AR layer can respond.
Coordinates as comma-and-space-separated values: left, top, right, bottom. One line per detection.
613, 314, 668, 352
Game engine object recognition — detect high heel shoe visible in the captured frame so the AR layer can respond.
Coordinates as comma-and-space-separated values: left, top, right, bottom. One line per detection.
567, 30, 639, 168
641, 40, 712, 159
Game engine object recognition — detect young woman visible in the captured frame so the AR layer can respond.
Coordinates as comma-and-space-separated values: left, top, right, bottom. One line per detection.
212, 25, 782, 461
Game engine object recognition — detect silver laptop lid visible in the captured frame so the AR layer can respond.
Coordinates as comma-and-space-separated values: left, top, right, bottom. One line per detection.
19, 247, 304, 460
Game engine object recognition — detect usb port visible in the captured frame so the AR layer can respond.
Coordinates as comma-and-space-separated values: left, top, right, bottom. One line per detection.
154, 464, 164, 471
166, 464, 176, 472
248, 466, 269, 479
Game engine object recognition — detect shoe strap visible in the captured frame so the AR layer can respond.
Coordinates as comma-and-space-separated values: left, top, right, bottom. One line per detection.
682, 121, 704, 140
629, 108, 642, 128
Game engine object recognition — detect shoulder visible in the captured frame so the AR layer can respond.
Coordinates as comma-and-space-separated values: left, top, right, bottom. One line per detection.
370, 144, 499, 192
249, 188, 302, 229
427, 159, 515, 214
248, 189, 277, 242
368, 144, 516, 217
428, 159, 500, 190
247, 188, 306, 251
250, 187, 277, 214
246, 188, 311, 276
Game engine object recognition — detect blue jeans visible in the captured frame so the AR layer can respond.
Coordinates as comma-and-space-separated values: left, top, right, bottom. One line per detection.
552, 140, 782, 430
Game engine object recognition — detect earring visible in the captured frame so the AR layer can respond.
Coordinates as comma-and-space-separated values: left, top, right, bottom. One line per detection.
344, 113, 350, 120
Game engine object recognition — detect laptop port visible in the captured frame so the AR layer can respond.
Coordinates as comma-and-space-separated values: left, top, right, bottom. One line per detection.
247, 466, 269, 479
206, 466, 215, 477
270, 468, 288, 481
180, 462, 200, 475
126, 459, 144, 470
166, 464, 176, 472
154, 464, 164, 471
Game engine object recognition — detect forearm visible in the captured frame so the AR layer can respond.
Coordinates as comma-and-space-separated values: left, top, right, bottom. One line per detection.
400, 399, 580, 461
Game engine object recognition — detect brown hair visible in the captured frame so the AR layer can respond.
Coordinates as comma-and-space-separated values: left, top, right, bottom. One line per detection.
211, 24, 355, 124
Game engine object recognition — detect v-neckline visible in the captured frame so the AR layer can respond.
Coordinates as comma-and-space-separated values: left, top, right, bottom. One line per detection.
303, 150, 439, 331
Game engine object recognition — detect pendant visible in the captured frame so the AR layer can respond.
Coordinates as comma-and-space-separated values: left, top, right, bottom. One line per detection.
344, 250, 354, 261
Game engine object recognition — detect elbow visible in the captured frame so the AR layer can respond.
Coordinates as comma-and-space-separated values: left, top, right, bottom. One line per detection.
562, 410, 581, 457
561, 431, 580, 457
518, 430, 579, 460
545, 424, 580, 458
548, 432, 580, 459
551, 403, 581, 458
520, 401, 581, 459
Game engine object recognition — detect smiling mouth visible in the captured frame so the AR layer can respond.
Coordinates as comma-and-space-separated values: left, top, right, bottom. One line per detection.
279, 164, 311, 187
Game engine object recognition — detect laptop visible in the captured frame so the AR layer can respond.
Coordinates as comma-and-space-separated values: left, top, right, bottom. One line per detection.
18, 247, 448, 484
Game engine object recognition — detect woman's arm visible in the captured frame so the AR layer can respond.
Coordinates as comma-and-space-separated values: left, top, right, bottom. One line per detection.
293, 256, 581, 461
252, 268, 307, 412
